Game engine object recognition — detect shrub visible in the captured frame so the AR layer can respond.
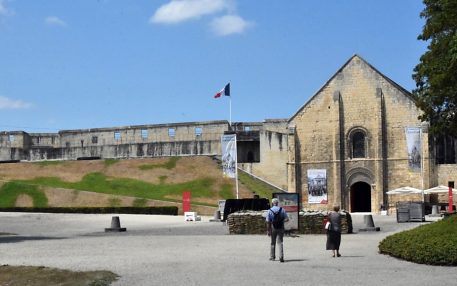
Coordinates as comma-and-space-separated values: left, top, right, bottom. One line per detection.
379, 215, 457, 265
0, 206, 178, 215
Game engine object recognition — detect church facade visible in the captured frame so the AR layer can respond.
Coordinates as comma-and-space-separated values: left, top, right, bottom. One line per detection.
286, 55, 455, 212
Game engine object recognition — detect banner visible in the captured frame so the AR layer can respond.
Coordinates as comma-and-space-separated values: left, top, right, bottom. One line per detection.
182, 191, 191, 213
221, 134, 237, 178
273, 193, 299, 231
405, 127, 422, 171
307, 169, 327, 204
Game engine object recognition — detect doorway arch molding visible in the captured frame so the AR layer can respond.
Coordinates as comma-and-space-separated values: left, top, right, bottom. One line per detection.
346, 167, 374, 187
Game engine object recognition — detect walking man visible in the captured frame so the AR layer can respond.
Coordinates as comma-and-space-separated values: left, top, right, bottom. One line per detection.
266, 198, 289, 262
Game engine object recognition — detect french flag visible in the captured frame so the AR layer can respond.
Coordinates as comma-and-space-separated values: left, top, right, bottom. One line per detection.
214, 83, 230, 98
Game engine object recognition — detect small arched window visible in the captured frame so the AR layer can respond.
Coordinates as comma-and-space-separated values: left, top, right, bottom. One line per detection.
352, 131, 366, 158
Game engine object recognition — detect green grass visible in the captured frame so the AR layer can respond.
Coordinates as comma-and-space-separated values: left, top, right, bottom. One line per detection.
104, 159, 120, 167
379, 215, 457, 265
219, 183, 235, 199
139, 157, 180, 170
238, 171, 279, 199
11, 172, 217, 206
0, 182, 48, 208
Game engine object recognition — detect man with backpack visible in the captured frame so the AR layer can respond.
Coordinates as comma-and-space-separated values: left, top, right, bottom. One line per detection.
266, 198, 289, 262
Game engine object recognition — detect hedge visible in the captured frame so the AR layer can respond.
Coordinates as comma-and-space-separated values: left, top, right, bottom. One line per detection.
0, 206, 178, 216
379, 214, 457, 265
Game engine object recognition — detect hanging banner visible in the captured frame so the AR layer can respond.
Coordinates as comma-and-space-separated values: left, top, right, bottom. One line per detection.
221, 134, 237, 178
273, 193, 299, 231
405, 127, 422, 171
307, 169, 327, 204
182, 191, 191, 213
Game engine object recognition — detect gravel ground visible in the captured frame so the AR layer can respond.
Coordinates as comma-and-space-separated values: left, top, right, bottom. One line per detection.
0, 212, 455, 286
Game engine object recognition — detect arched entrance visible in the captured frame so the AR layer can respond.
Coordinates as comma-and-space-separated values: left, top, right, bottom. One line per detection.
350, 182, 371, 212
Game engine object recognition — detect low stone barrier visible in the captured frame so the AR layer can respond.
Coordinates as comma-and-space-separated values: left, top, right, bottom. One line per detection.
227, 210, 352, 235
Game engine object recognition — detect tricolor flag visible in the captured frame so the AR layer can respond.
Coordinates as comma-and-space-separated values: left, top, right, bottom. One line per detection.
214, 83, 230, 98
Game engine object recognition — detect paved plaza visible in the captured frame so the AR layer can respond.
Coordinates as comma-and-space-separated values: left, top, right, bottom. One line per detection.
0, 212, 455, 286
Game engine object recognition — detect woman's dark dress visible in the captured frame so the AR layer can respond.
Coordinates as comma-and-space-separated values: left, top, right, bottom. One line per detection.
326, 211, 341, 250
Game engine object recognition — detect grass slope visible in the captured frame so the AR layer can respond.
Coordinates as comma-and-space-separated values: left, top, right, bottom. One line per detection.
15, 172, 222, 206
0, 156, 278, 209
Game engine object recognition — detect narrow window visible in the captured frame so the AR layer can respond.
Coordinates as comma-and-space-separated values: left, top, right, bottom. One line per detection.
141, 129, 148, 139
8, 135, 14, 142
195, 127, 202, 137
168, 128, 175, 137
81, 140, 84, 147
352, 131, 365, 158
65, 142, 70, 148
114, 131, 121, 141
92, 136, 98, 144
51, 137, 55, 144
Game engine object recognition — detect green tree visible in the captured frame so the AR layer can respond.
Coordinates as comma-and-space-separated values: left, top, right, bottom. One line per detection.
413, 0, 457, 136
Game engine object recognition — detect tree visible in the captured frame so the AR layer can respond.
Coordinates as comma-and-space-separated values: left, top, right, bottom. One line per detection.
413, 0, 457, 136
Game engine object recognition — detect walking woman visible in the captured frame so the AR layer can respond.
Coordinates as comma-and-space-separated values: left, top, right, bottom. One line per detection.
326, 205, 342, 257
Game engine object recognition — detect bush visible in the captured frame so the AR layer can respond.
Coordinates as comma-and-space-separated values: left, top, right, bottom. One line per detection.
0, 206, 178, 215
379, 215, 457, 265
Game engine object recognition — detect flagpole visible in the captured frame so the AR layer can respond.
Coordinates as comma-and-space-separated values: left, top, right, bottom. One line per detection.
235, 135, 239, 199
420, 127, 424, 203
229, 91, 232, 127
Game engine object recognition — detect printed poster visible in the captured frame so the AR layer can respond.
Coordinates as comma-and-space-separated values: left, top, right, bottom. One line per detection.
273, 193, 299, 231
405, 127, 422, 171
307, 169, 327, 204
221, 134, 237, 178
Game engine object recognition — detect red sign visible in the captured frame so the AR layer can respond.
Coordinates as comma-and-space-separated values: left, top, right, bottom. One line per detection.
182, 191, 191, 213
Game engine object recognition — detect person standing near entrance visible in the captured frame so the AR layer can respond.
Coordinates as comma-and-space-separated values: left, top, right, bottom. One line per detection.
326, 205, 342, 257
266, 198, 289, 262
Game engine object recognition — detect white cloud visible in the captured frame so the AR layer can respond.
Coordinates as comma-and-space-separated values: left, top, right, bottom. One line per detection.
210, 14, 253, 36
45, 16, 67, 27
0, 0, 13, 17
151, 0, 227, 24
0, 96, 32, 109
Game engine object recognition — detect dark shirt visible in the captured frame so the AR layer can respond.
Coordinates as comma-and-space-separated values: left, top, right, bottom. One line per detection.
328, 211, 342, 232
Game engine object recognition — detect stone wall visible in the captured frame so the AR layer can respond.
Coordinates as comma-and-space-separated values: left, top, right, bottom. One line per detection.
436, 165, 457, 186
288, 55, 430, 213
227, 210, 351, 234
239, 129, 289, 190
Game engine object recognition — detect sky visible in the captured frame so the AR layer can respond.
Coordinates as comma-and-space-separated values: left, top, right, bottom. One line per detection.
0, 0, 427, 133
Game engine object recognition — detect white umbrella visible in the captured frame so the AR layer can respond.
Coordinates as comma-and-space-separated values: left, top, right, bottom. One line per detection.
423, 185, 457, 194
386, 186, 422, 195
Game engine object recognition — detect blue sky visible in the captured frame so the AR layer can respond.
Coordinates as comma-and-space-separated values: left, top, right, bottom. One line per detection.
0, 0, 426, 132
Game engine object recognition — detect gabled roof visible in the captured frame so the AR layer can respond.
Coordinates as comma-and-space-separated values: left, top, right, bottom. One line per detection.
288, 54, 416, 123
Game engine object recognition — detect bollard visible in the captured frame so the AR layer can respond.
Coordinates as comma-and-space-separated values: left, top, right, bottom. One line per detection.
431, 205, 439, 216
105, 216, 127, 232
209, 210, 222, 222
358, 214, 380, 232
364, 214, 375, 228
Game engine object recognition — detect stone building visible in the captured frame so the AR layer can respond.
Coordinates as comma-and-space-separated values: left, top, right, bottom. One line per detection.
1, 54, 456, 213
287, 55, 456, 213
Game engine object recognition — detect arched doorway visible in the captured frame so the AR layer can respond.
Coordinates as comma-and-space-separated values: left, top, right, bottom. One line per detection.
350, 182, 371, 212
